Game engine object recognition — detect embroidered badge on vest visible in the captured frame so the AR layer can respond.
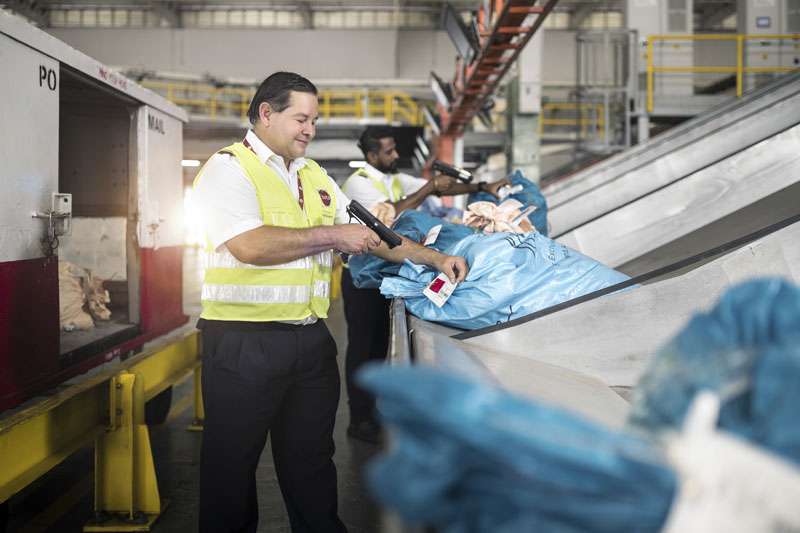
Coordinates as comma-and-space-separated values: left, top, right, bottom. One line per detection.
318, 189, 332, 207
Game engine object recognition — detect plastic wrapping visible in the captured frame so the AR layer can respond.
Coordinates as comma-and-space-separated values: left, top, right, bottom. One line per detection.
347, 210, 475, 289
628, 278, 800, 467
467, 170, 548, 236
418, 196, 463, 221
380, 231, 631, 330
358, 365, 676, 533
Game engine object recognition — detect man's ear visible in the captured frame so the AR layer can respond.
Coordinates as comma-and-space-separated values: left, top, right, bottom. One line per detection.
366, 151, 378, 166
258, 102, 273, 125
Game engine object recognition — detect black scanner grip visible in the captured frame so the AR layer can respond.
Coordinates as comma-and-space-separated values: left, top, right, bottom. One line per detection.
346, 200, 402, 249
432, 160, 473, 183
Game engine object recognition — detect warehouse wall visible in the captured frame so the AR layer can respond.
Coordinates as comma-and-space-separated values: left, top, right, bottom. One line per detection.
541, 31, 578, 85
47, 27, 733, 91
48, 27, 458, 83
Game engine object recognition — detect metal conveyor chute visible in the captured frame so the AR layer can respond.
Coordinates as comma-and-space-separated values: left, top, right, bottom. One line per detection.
542, 71, 800, 277
393, 220, 800, 401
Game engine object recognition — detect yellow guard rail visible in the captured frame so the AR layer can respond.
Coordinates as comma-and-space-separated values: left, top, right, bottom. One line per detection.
139, 81, 432, 126
647, 33, 800, 112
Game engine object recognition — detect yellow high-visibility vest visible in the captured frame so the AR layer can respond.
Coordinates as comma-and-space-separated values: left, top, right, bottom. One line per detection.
193, 142, 336, 321
343, 168, 404, 202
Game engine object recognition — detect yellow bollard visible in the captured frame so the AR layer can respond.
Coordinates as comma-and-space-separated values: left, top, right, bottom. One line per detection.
85, 372, 166, 531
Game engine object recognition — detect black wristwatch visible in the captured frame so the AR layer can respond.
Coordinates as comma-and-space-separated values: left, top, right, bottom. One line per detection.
477, 182, 486, 192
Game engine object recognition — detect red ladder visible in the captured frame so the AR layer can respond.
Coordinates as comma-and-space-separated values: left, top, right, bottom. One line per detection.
439, 0, 560, 137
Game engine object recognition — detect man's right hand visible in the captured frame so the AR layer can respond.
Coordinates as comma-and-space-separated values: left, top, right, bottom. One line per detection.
431, 175, 457, 194
335, 224, 381, 255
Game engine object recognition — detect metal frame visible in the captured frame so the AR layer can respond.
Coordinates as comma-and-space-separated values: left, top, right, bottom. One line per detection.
0, 332, 202, 529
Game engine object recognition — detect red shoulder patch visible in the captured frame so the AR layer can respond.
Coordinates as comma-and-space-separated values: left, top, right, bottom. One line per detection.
318, 189, 332, 207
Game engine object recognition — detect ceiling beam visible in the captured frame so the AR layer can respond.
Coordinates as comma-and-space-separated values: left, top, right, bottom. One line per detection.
569, 3, 594, 29
4, 0, 49, 25
297, 1, 312, 29
150, 1, 181, 28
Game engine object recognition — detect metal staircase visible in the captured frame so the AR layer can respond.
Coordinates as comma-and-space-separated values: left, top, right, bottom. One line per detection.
440, 0, 559, 137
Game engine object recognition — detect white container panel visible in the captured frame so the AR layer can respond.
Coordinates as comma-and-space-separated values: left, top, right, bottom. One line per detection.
0, 33, 59, 262
137, 106, 184, 249
56, 217, 127, 280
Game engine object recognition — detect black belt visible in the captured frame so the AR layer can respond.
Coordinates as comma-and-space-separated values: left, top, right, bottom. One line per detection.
197, 318, 311, 332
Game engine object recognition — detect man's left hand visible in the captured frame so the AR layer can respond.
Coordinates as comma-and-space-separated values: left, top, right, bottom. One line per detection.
485, 177, 513, 199
434, 254, 469, 284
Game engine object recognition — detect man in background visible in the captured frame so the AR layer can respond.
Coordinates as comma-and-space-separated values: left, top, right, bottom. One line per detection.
340, 126, 509, 443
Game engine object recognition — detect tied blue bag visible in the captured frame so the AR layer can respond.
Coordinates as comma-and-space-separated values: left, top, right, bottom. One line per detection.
358, 279, 800, 532
380, 231, 631, 330
467, 170, 548, 236
628, 278, 800, 467
358, 365, 676, 533
347, 210, 475, 289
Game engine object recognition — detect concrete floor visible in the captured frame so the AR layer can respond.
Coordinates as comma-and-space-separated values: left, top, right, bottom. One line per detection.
4, 247, 383, 532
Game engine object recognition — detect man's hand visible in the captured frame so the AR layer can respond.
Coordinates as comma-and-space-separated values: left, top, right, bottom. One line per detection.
485, 177, 513, 199
334, 224, 381, 255
432, 175, 457, 194
433, 253, 469, 284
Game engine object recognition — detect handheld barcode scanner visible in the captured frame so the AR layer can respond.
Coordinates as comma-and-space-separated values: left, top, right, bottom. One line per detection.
342, 200, 402, 262
432, 160, 473, 183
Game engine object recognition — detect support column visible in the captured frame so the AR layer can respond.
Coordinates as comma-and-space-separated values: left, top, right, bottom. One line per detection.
434, 135, 456, 207
638, 114, 650, 143
452, 137, 466, 210
507, 75, 541, 185
508, 29, 543, 185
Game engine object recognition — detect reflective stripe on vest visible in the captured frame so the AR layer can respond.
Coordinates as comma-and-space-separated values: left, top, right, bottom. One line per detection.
343, 168, 404, 202
201, 280, 330, 304
203, 251, 332, 271
193, 142, 336, 322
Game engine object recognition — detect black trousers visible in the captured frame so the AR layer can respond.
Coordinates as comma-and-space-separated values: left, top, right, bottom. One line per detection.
198, 318, 347, 533
341, 268, 391, 424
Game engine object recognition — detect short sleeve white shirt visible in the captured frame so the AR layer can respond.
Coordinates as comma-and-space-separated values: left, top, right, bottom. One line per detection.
193, 130, 351, 253
343, 163, 427, 211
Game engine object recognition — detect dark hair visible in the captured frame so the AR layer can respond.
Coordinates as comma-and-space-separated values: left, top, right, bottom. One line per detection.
357, 126, 395, 158
247, 72, 318, 125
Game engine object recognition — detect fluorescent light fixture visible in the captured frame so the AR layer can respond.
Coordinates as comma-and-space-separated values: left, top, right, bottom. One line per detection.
429, 71, 452, 112
422, 106, 441, 135
476, 108, 493, 129
413, 148, 426, 168
442, 2, 479, 65
416, 136, 430, 158
348, 160, 367, 168
182, 159, 201, 167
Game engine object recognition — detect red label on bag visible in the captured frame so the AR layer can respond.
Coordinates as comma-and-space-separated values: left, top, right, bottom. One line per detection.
429, 278, 445, 293
318, 189, 332, 206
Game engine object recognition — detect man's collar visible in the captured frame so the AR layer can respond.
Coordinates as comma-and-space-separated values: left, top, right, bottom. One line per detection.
245, 130, 306, 169
363, 163, 390, 180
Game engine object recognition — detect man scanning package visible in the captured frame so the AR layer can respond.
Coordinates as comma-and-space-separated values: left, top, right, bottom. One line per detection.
192, 71, 468, 533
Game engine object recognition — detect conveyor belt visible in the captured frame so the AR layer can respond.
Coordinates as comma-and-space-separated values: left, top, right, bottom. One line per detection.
391, 219, 799, 400
543, 71, 800, 257
414, 220, 800, 390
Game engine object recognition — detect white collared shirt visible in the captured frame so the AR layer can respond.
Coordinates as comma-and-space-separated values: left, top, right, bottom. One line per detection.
344, 163, 427, 210
193, 129, 350, 253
